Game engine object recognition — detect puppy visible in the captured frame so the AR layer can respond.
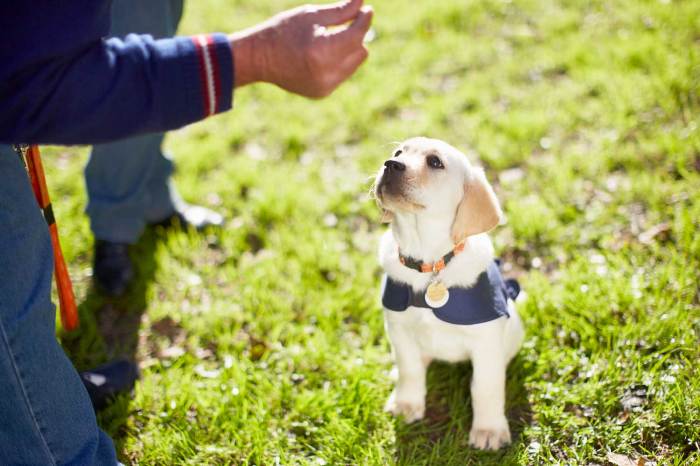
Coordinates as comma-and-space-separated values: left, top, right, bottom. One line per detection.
373, 137, 524, 450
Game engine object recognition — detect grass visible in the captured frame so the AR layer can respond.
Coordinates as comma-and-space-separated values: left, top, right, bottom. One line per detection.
41, 0, 699, 464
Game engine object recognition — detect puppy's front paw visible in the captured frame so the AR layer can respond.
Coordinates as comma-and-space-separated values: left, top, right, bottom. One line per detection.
469, 420, 511, 450
384, 389, 425, 423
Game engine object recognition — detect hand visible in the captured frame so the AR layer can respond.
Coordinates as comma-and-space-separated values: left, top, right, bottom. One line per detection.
230, 0, 373, 98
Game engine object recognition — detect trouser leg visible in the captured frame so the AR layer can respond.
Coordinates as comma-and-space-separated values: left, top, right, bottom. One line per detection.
86, 133, 175, 243
0, 146, 117, 465
84, 0, 185, 243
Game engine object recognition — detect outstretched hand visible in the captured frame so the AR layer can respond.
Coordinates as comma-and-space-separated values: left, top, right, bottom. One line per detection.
230, 0, 373, 98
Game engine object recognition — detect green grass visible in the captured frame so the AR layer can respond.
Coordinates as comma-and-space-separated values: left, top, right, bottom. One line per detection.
42, 0, 699, 464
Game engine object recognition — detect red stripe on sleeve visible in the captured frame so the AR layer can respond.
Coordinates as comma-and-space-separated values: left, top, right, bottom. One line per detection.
204, 35, 222, 114
192, 35, 212, 117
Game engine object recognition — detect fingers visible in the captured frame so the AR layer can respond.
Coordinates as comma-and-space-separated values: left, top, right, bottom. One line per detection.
325, 6, 373, 47
317, 7, 371, 96
311, 0, 364, 26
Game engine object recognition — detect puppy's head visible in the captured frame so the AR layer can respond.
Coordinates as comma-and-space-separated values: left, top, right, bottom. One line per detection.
373, 137, 503, 243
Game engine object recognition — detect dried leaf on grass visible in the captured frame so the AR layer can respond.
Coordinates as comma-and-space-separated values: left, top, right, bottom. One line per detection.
607, 452, 652, 466
638, 222, 671, 245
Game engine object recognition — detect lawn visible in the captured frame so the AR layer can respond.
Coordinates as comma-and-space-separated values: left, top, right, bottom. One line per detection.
43, 0, 699, 464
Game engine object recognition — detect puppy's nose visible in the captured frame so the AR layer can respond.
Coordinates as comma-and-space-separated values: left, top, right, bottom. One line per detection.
384, 160, 406, 172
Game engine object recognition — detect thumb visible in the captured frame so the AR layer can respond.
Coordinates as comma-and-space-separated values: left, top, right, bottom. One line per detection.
310, 0, 364, 26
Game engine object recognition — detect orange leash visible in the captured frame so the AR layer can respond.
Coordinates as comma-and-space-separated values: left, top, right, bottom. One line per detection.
15, 145, 79, 331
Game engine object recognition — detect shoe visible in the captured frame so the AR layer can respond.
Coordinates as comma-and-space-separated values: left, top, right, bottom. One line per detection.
80, 359, 139, 411
151, 203, 224, 231
93, 240, 134, 297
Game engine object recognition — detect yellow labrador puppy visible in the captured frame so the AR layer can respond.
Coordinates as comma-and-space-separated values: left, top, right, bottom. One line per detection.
374, 137, 524, 450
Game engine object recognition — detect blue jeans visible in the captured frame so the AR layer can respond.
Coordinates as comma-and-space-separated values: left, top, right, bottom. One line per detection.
85, 0, 185, 243
0, 146, 118, 465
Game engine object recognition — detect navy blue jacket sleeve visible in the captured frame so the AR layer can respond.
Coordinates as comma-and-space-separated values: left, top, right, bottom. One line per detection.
0, 2, 233, 145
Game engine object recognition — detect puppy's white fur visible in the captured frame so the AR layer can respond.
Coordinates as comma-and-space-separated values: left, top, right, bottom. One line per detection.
375, 137, 524, 450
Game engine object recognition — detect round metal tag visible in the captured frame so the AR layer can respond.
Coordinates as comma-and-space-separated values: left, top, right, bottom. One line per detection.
425, 281, 449, 308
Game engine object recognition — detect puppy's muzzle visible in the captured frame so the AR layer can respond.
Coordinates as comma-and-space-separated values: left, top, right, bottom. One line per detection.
384, 159, 406, 173
380, 159, 405, 187
376, 159, 406, 200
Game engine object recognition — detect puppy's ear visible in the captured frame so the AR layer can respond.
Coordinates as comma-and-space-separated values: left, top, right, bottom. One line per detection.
380, 209, 394, 223
451, 167, 503, 243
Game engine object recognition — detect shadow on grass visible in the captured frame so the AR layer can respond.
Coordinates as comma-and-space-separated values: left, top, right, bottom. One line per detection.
60, 229, 160, 452
395, 354, 531, 466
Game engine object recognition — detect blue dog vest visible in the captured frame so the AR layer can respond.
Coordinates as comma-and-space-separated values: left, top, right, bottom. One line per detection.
381, 261, 520, 325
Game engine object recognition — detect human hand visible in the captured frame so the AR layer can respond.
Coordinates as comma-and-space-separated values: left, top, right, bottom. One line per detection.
230, 0, 373, 98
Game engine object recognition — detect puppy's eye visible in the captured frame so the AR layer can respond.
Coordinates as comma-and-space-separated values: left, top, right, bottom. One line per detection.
393, 149, 402, 157
426, 155, 444, 169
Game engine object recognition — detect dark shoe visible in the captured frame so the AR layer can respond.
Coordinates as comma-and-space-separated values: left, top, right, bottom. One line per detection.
151, 203, 224, 231
80, 359, 139, 411
93, 240, 134, 297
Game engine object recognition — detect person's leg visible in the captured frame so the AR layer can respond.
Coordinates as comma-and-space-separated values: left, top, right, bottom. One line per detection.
85, 0, 183, 244
86, 0, 222, 296
0, 146, 118, 465
86, 133, 173, 244
86, 0, 177, 295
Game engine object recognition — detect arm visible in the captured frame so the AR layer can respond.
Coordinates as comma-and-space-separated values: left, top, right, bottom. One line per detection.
0, 0, 372, 146
0, 34, 233, 145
